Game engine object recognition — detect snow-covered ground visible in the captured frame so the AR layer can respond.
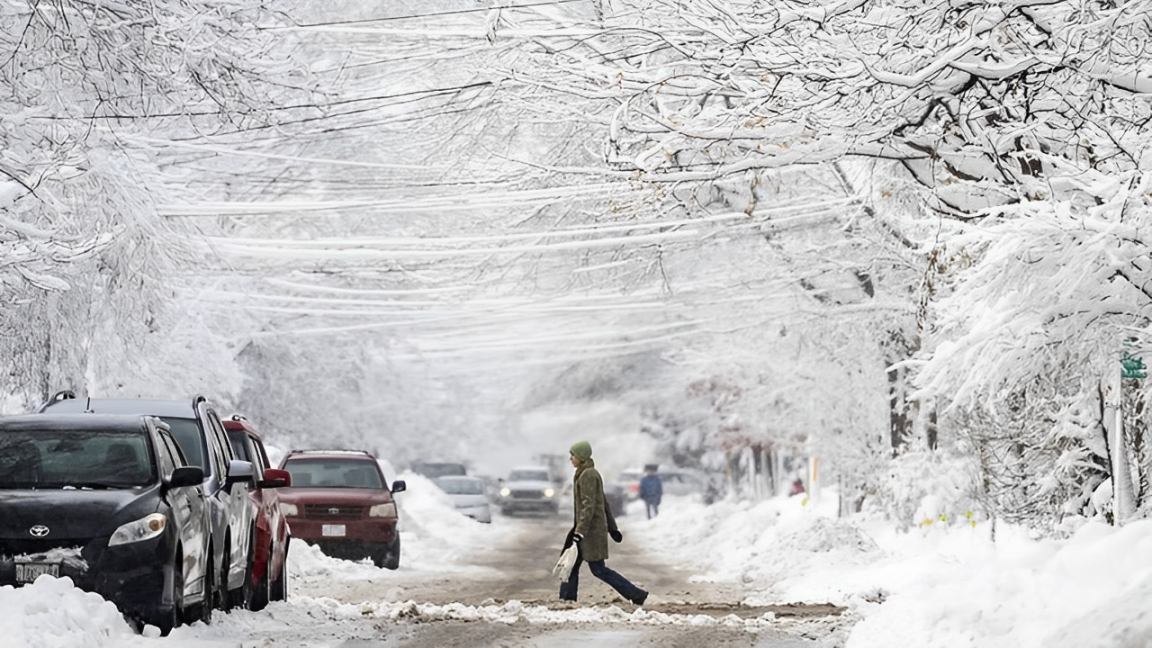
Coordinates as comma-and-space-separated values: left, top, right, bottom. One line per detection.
3, 473, 1150, 647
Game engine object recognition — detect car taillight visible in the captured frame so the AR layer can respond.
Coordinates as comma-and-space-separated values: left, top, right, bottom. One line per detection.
629, 484, 639, 492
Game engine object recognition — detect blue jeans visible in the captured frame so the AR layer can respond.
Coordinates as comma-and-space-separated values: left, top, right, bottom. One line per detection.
558, 550, 646, 603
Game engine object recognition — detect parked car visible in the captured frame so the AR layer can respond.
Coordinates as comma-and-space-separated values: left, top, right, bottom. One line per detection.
223, 415, 291, 611
497, 466, 559, 516
433, 476, 492, 523
0, 413, 211, 635
38, 391, 256, 613
410, 461, 467, 479
276, 450, 406, 569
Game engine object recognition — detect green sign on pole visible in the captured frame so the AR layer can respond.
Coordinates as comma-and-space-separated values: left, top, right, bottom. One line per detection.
1122, 350, 1147, 380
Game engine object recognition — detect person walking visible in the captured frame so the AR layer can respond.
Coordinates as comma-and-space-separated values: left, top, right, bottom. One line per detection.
559, 440, 648, 606
639, 464, 662, 519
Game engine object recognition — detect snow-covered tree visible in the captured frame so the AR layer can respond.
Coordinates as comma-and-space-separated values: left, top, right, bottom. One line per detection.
0, 0, 315, 406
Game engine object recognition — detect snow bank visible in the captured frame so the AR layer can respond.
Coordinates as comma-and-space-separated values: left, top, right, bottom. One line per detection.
0, 575, 136, 647
630, 489, 1152, 647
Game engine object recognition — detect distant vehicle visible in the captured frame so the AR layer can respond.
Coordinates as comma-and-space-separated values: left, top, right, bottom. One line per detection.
498, 467, 559, 516
223, 415, 292, 610
0, 413, 211, 635
615, 467, 707, 501
433, 476, 492, 523
410, 461, 467, 479
38, 392, 256, 613
558, 480, 627, 519
276, 450, 406, 569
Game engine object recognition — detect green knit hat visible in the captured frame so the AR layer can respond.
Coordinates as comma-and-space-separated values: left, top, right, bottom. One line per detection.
569, 440, 592, 462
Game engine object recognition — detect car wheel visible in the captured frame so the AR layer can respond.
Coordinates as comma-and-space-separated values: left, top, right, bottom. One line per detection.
270, 538, 289, 602
232, 531, 258, 611
215, 539, 232, 613
155, 547, 184, 636
196, 553, 214, 625
249, 542, 271, 611
373, 536, 400, 570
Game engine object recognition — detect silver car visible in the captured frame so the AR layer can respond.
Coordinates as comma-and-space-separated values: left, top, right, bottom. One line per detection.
433, 476, 492, 523
497, 467, 559, 516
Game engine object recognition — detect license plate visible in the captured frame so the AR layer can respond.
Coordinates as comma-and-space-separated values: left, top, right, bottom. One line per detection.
322, 524, 346, 537
16, 562, 59, 583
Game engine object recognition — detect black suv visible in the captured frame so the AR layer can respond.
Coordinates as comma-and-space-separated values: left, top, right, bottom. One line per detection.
0, 414, 211, 634
39, 392, 256, 612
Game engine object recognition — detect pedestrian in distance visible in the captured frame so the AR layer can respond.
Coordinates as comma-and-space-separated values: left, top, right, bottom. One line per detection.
559, 440, 648, 606
639, 464, 662, 519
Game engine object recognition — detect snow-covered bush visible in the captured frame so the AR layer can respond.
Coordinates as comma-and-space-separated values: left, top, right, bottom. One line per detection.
862, 448, 983, 532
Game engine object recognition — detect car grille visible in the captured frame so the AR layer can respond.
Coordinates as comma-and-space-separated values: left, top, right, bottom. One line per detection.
0, 538, 86, 556
304, 504, 363, 520
511, 490, 544, 500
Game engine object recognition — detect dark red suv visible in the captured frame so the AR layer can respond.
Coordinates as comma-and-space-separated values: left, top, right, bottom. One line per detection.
222, 416, 292, 610
275, 450, 406, 569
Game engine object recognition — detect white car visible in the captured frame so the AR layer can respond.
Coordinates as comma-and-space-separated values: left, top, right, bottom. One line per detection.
497, 467, 560, 516
434, 476, 493, 523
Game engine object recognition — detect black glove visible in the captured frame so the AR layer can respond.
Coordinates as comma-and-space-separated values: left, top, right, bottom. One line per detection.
610, 530, 623, 543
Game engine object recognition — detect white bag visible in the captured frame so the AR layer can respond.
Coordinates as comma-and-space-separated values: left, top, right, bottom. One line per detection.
552, 544, 579, 582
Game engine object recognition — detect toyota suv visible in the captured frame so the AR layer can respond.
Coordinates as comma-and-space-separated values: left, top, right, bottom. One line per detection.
276, 450, 406, 569
38, 391, 256, 613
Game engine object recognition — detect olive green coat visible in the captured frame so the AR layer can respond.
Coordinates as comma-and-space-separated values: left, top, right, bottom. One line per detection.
572, 459, 618, 562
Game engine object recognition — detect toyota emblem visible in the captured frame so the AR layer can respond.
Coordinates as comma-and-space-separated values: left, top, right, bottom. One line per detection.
328, 507, 339, 515
28, 525, 50, 537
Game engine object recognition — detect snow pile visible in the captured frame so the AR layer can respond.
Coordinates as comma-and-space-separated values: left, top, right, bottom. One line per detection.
628, 491, 1152, 647
629, 492, 878, 589
363, 598, 773, 629
0, 575, 135, 647
847, 519, 1152, 648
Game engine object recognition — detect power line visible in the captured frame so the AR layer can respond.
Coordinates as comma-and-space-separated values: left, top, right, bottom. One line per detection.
282, 0, 587, 29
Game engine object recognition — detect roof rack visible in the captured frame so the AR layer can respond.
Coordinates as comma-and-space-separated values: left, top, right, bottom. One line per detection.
286, 449, 373, 456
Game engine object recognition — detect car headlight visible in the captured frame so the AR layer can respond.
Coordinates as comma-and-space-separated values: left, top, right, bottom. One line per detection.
109, 513, 166, 546
500, 487, 511, 498
544, 488, 555, 498
279, 503, 298, 517
369, 503, 397, 518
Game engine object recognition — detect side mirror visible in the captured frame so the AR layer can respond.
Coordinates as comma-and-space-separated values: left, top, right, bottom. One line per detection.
259, 468, 291, 489
167, 466, 205, 489
391, 480, 406, 493
226, 459, 256, 488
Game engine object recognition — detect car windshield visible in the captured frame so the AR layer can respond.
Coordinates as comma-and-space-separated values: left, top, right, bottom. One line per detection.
0, 429, 155, 489
435, 477, 484, 495
161, 417, 206, 470
509, 470, 549, 482
283, 459, 383, 489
